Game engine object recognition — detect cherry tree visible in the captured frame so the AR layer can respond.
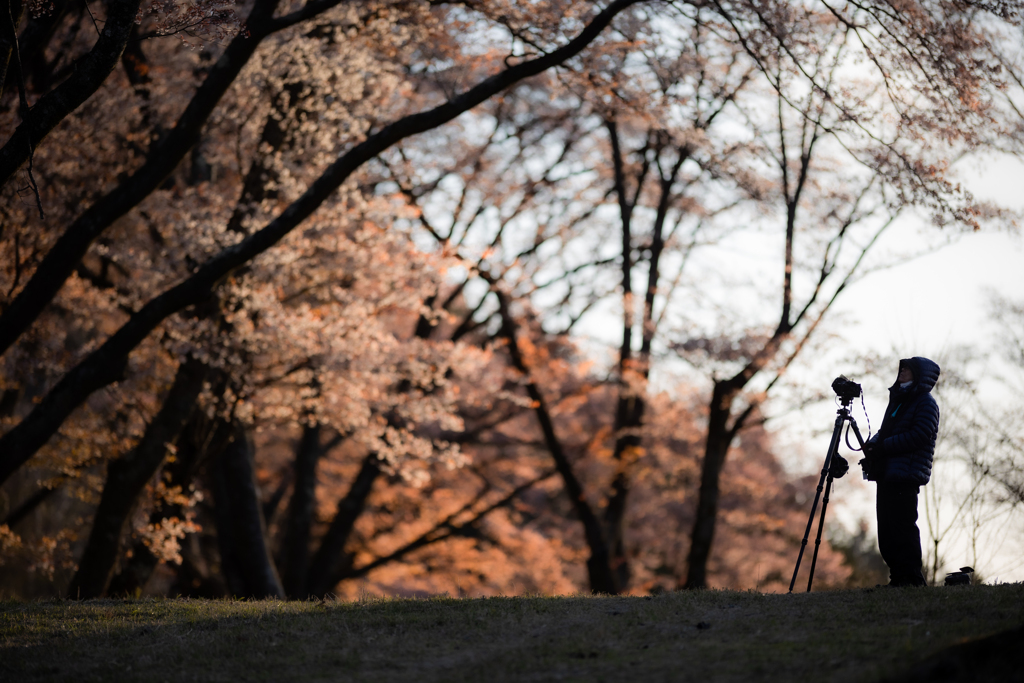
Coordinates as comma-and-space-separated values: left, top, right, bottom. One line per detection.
1, 0, 645, 597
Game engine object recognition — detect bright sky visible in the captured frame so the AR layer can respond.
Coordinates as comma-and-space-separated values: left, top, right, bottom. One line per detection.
837, 231, 1023, 354
836, 153, 1024, 353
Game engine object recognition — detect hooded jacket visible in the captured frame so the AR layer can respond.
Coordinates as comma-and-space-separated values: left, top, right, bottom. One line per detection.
866, 356, 941, 485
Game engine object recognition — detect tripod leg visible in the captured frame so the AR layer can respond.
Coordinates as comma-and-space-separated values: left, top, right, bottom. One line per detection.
788, 413, 844, 593
807, 473, 835, 592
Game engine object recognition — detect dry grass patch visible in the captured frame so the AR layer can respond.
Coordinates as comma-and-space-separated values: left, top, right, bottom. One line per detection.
1, 583, 1022, 682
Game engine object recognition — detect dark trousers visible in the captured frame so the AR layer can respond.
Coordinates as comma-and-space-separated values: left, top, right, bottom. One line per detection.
876, 482, 927, 586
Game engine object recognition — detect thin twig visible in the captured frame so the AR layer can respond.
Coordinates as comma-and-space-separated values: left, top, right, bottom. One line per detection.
5, 0, 44, 218
25, 140, 44, 219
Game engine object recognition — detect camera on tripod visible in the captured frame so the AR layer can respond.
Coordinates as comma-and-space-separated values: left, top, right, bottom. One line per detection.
831, 375, 861, 402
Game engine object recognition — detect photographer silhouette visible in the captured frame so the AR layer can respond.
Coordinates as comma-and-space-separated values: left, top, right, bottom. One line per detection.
861, 357, 941, 588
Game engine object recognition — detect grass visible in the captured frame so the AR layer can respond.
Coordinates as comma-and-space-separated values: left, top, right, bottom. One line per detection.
1, 584, 1022, 682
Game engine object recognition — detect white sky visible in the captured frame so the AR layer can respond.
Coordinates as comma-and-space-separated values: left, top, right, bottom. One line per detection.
836, 153, 1024, 353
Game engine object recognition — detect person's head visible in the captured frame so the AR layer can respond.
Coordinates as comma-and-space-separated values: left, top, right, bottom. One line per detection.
898, 361, 914, 384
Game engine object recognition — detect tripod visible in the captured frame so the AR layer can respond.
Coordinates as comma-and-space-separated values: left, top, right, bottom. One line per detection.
788, 396, 867, 593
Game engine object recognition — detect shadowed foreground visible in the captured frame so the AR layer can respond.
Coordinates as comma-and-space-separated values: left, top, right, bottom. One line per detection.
2, 585, 1022, 682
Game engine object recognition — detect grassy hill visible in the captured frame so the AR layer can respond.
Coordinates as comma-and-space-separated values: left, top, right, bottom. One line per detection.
2, 584, 1022, 682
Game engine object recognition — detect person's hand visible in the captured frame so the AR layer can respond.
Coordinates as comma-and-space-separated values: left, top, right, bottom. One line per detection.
858, 456, 874, 481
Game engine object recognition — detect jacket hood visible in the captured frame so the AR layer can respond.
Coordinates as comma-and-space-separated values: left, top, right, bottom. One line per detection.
894, 356, 940, 394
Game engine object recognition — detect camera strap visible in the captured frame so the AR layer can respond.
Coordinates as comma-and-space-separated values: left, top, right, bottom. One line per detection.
861, 393, 872, 439
845, 393, 872, 451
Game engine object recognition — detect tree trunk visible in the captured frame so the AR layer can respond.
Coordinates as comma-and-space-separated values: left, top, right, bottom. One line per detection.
305, 451, 382, 597
599, 123, 684, 594
281, 423, 321, 598
489, 285, 619, 593
66, 357, 207, 599
106, 401, 222, 596
210, 420, 284, 598
604, 395, 643, 591
684, 381, 738, 589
